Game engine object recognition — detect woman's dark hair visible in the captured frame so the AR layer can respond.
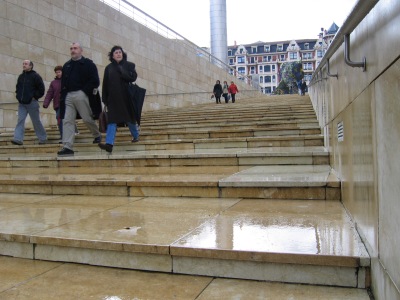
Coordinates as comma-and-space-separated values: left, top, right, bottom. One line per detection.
108, 45, 127, 62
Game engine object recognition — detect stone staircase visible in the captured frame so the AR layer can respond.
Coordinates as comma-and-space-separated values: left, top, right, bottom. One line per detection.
0, 95, 370, 291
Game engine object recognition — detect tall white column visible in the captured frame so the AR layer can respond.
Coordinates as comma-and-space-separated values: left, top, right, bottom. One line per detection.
210, 0, 228, 65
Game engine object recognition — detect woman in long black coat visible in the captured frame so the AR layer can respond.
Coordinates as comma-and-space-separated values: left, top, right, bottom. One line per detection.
98, 46, 138, 153
213, 80, 223, 104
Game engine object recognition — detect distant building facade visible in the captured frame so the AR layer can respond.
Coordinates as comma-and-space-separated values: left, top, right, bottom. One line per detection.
227, 23, 339, 94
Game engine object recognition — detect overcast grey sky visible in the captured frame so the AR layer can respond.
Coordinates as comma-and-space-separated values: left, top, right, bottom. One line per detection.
125, 0, 358, 47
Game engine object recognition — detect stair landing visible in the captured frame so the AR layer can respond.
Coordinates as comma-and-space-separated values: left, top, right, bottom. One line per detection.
0, 193, 369, 288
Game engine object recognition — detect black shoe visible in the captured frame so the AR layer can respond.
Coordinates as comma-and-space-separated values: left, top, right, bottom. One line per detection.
11, 140, 23, 145
98, 143, 113, 153
57, 147, 74, 156
131, 138, 139, 143
93, 136, 102, 144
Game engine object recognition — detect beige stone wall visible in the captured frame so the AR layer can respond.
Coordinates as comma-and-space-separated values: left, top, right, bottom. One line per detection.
0, 0, 258, 129
309, 0, 400, 299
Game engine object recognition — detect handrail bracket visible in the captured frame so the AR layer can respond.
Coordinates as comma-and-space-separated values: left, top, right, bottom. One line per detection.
327, 59, 338, 78
344, 34, 366, 72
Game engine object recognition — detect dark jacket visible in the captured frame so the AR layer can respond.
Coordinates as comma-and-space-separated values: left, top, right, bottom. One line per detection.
15, 70, 45, 104
213, 83, 223, 97
102, 60, 138, 124
59, 57, 100, 119
43, 77, 61, 110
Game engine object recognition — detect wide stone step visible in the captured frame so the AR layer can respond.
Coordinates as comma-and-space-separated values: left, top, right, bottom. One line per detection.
0, 195, 369, 288
0, 147, 329, 167
0, 162, 339, 200
0, 134, 325, 154
0, 256, 371, 299
0, 123, 321, 141
0, 127, 322, 148
142, 113, 319, 126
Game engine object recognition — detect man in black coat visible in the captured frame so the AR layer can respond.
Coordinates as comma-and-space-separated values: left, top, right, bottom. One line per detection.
11, 60, 47, 145
57, 42, 102, 156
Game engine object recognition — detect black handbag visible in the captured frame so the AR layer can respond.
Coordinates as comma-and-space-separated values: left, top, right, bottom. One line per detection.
128, 83, 146, 126
98, 106, 108, 133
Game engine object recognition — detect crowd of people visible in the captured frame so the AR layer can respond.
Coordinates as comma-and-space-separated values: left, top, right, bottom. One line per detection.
11, 42, 243, 156
11, 42, 141, 156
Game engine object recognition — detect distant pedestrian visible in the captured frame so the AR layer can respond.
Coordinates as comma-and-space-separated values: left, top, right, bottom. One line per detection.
98, 45, 139, 154
301, 80, 307, 96
222, 80, 229, 103
228, 81, 239, 103
57, 42, 102, 156
213, 80, 223, 104
43, 65, 63, 140
11, 60, 47, 145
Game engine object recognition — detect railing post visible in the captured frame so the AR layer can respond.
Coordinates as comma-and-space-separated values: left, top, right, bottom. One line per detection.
344, 34, 366, 71
326, 59, 338, 79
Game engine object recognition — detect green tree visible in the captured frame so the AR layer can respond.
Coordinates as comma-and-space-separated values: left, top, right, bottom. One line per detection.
274, 80, 289, 95
279, 62, 304, 94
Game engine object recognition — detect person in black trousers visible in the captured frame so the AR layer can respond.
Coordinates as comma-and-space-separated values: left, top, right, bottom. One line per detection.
213, 80, 223, 104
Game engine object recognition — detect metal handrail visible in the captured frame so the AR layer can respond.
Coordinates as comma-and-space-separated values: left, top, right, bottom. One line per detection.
98, 0, 258, 90
309, 0, 379, 85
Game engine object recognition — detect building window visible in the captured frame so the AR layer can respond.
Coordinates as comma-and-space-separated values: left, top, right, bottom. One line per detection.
277, 44, 283, 52
228, 50, 232, 56
237, 56, 245, 64
239, 48, 244, 54
303, 53, 312, 59
259, 65, 263, 73
303, 62, 313, 70
264, 56, 273, 62
272, 75, 276, 83
280, 54, 285, 61
238, 67, 246, 74
289, 52, 297, 60
317, 50, 323, 58
264, 65, 271, 72
304, 74, 312, 81
265, 76, 271, 83
251, 46, 257, 53
260, 76, 264, 83
264, 45, 270, 52
250, 57, 256, 64
229, 58, 234, 65
265, 87, 272, 94
304, 43, 309, 50
250, 66, 255, 74
272, 65, 276, 72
